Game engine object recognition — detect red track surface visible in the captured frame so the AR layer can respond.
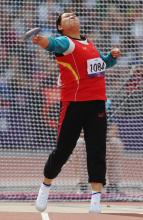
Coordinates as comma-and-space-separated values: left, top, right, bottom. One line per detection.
0, 212, 142, 220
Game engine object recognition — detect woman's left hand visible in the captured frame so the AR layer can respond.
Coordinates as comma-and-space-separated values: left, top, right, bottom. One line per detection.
110, 48, 121, 58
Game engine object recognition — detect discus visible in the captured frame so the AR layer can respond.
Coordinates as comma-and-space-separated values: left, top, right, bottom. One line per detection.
23, 27, 41, 41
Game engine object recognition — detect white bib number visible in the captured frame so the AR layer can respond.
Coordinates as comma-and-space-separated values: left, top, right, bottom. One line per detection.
87, 57, 106, 76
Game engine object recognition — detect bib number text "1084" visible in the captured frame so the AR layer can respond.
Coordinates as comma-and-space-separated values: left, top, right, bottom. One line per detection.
87, 57, 106, 77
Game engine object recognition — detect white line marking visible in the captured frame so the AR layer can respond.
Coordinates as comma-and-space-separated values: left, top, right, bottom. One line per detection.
41, 212, 50, 220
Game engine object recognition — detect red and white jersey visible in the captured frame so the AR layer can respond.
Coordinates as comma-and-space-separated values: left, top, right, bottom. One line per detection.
56, 37, 107, 101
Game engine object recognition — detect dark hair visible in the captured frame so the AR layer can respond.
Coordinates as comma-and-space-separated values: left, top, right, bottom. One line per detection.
56, 13, 64, 34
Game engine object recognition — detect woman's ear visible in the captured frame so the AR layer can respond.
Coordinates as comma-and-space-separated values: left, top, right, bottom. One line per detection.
58, 25, 63, 32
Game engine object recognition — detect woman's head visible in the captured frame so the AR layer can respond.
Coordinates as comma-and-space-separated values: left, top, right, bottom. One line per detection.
56, 12, 80, 36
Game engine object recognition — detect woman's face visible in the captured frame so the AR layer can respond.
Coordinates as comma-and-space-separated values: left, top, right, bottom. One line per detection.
58, 12, 80, 34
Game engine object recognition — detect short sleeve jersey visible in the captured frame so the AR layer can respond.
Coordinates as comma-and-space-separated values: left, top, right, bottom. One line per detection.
46, 36, 116, 101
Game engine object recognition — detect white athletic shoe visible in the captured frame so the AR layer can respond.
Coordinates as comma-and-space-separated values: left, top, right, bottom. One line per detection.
89, 191, 101, 213
89, 204, 101, 214
35, 184, 50, 212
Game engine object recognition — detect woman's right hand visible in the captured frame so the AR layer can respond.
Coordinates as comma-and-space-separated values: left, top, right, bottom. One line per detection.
32, 35, 49, 49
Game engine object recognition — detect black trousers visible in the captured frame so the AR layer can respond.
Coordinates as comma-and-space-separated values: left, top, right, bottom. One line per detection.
44, 100, 107, 185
